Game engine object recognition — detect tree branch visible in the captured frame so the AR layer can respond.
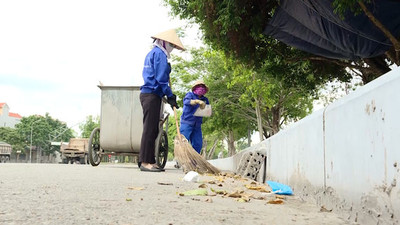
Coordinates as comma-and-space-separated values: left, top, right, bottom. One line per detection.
359, 1, 400, 65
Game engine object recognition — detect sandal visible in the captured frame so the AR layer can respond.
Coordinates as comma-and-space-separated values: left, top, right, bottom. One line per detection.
140, 165, 162, 172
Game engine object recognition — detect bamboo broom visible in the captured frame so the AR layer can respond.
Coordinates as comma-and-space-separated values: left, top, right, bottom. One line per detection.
170, 81, 220, 175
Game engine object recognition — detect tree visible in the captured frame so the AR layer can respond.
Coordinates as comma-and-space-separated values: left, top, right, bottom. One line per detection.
171, 46, 317, 155
171, 47, 252, 156
16, 114, 74, 157
79, 115, 100, 138
0, 127, 25, 153
333, 0, 400, 65
164, 0, 397, 83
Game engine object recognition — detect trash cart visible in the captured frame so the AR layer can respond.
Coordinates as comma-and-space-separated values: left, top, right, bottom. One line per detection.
88, 86, 169, 168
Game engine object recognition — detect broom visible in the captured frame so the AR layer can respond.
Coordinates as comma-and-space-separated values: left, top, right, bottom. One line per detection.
172, 106, 220, 175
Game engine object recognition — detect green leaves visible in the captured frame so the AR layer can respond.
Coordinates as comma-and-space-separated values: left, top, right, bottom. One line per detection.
15, 114, 74, 156
79, 115, 100, 138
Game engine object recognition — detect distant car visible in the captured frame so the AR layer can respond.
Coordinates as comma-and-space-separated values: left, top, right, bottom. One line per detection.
0, 142, 12, 163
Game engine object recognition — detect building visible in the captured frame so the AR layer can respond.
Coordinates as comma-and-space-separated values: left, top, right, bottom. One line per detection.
0, 103, 22, 128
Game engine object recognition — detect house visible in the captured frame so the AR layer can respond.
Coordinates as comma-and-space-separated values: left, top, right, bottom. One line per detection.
0, 103, 22, 128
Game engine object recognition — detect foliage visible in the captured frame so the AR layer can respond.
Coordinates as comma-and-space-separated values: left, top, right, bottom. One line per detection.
171, 45, 318, 157
15, 113, 74, 156
164, 0, 394, 84
79, 115, 100, 138
0, 127, 25, 153
332, 0, 371, 16
171, 47, 252, 156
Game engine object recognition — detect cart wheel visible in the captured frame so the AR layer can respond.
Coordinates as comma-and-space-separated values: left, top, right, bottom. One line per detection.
155, 130, 168, 169
88, 127, 102, 166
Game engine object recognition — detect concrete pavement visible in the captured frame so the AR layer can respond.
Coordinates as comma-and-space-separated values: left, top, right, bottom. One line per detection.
0, 163, 353, 225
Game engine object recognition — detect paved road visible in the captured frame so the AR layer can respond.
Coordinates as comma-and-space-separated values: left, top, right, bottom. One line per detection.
0, 163, 353, 225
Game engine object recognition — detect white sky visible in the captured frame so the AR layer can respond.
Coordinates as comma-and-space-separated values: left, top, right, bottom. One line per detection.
0, 0, 200, 134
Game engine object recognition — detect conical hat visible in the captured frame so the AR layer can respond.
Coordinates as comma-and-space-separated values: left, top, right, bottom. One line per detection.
151, 29, 185, 51
192, 80, 209, 92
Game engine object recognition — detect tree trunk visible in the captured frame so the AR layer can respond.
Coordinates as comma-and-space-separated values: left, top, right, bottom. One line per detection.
247, 128, 251, 147
202, 139, 207, 158
271, 106, 281, 135
255, 98, 264, 142
207, 139, 219, 159
227, 130, 236, 157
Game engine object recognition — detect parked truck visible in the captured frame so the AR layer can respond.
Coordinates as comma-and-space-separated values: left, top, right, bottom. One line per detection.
0, 141, 12, 163
60, 138, 89, 164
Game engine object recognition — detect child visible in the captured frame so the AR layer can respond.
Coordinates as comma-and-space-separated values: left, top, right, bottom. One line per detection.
180, 80, 209, 154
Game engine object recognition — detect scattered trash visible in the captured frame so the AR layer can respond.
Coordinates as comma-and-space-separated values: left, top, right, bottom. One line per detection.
183, 171, 200, 182
266, 181, 293, 195
177, 173, 293, 206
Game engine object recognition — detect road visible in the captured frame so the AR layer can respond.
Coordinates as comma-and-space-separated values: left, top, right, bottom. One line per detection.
0, 163, 353, 225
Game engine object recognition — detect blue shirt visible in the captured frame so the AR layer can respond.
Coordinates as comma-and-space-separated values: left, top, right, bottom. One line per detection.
140, 47, 173, 98
180, 91, 209, 127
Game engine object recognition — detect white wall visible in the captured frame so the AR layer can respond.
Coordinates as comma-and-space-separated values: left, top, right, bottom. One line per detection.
0, 103, 21, 128
210, 66, 400, 224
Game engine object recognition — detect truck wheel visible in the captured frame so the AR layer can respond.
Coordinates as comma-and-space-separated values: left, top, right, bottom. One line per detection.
88, 127, 102, 166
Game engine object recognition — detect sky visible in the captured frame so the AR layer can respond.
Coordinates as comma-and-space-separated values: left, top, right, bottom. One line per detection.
0, 0, 200, 134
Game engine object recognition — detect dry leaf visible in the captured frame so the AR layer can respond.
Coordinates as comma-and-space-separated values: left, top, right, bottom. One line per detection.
224, 173, 235, 178
128, 187, 145, 190
180, 189, 208, 196
157, 182, 173, 186
198, 183, 207, 188
320, 206, 333, 212
212, 189, 227, 195
267, 199, 284, 204
207, 180, 216, 184
236, 198, 248, 203
275, 195, 286, 200
233, 174, 242, 179
227, 191, 242, 198
245, 184, 271, 193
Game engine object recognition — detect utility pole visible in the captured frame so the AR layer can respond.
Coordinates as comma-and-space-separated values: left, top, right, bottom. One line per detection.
29, 118, 43, 163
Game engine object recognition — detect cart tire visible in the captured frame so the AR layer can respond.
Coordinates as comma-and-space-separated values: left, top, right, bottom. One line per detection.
155, 130, 168, 169
88, 127, 102, 166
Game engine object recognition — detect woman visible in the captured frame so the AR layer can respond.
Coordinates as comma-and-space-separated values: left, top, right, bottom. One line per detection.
180, 80, 210, 154
139, 29, 185, 172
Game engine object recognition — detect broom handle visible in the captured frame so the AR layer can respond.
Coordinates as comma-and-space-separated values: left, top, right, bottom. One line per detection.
170, 79, 182, 142
174, 106, 182, 140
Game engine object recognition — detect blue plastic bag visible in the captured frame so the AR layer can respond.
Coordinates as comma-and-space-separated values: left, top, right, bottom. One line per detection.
267, 181, 293, 195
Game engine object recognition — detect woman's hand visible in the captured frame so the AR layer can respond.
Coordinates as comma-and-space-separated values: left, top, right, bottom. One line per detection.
190, 99, 206, 109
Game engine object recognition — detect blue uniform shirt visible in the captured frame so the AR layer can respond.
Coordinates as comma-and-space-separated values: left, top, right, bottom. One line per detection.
180, 91, 209, 127
140, 47, 173, 98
